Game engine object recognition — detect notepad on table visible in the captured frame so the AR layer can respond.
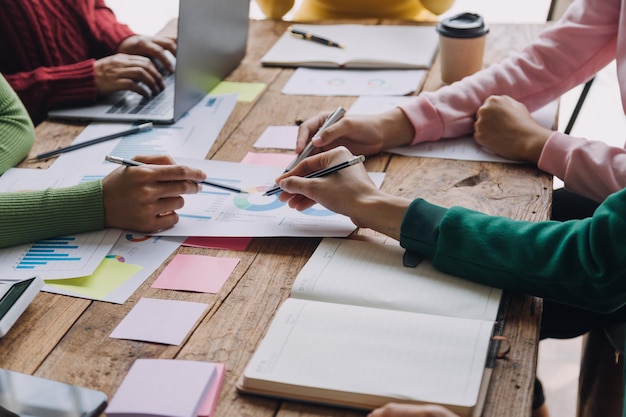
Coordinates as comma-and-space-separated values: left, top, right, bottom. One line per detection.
238, 238, 503, 417
106, 359, 220, 417
261, 24, 439, 69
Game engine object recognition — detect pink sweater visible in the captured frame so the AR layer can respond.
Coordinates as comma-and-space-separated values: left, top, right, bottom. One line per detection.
399, 0, 626, 202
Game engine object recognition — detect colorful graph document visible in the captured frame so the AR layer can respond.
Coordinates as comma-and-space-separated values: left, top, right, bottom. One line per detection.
0, 229, 121, 280
150, 158, 385, 237
43, 234, 184, 304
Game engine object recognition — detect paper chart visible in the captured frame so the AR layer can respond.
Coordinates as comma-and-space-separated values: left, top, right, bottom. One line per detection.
152, 158, 385, 237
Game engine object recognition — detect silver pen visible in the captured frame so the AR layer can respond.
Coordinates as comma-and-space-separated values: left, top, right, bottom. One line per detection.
104, 155, 245, 194
284, 106, 346, 173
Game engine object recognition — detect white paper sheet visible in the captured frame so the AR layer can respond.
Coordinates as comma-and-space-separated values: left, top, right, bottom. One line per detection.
282, 68, 426, 96
49, 93, 238, 170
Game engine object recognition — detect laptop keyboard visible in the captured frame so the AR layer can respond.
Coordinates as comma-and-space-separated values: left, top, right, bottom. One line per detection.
107, 75, 175, 116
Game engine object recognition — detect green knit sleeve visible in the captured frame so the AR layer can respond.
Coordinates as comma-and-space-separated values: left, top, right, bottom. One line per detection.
400, 189, 626, 313
434, 204, 626, 312
0, 74, 35, 174
0, 74, 105, 248
0, 180, 105, 248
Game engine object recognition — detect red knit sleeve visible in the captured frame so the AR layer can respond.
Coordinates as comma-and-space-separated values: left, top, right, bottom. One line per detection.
4, 60, 98, 125
92, 0, 135, 51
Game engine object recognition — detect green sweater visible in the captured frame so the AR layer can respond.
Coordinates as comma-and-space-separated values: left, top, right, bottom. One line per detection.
400, 191, 626, 313
0, 75, 104, 248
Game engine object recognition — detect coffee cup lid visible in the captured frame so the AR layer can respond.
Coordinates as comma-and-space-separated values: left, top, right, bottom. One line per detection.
436, 12, 489, 38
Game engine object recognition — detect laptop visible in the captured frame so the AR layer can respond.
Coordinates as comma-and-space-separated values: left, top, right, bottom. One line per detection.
48, 0, 249, 124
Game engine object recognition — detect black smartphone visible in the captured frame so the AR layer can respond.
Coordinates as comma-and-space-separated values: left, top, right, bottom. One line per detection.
0, 368, 107, 417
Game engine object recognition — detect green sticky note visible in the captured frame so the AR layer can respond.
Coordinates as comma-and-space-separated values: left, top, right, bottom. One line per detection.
45, 258, 143, 299
209, 81, 266, 102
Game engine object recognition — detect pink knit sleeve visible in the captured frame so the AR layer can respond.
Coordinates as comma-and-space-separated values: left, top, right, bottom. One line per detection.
396, 0, 620, 145
538, 132, 626, 202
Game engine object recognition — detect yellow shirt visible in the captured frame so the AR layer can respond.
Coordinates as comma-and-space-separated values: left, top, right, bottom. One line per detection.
256, 0, 455, 21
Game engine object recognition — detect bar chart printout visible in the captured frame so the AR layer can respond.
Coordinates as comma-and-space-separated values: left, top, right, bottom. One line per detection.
0, 229, 122, 280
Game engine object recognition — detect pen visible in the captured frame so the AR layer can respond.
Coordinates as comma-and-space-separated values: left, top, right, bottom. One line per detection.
284, 106, 346, 173
35, 123, 153, 161
104, 155, 246, 194
289, 26, 344, 49
263, 154, 365, 196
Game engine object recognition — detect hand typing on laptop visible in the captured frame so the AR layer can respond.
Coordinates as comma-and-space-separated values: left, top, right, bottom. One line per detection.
118, 35, 177, 74
45, 0, 249, 124
95, 35, 177, 98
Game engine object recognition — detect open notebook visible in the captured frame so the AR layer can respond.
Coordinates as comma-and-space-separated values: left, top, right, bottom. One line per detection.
261, 24, 440, 69
238, 238, 503, 416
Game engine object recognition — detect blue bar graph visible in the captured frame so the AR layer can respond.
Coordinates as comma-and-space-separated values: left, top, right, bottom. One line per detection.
16, 237, 83, 270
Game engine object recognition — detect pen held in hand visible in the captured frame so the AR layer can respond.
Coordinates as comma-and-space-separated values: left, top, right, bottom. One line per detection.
104, 155, 246, 194
263, 155, 365, 197
35, 123, 153, 161
284, 106, 346, 173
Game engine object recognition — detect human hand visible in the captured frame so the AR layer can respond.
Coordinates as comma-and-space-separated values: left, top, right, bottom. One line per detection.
94, 53, 164, 97
277, 146, 379, 219
295, 108, 415, 157
117, 35, 177, 74
368, 403, 460, 417
277, 147, 409, 238
102, 154, 206, 232
474, 95, 553, 164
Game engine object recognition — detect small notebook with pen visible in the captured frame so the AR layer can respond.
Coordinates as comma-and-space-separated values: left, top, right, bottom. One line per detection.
261, 24, 440, 69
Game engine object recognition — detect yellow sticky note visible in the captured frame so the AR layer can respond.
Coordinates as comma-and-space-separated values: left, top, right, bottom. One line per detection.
209, 81, 266, 102
45, 258, 143, 299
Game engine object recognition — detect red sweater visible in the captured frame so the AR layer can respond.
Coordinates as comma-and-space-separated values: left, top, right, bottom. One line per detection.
0, 0, 134, 124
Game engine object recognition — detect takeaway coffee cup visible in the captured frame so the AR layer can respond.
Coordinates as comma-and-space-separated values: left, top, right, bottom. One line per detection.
436, 12, 489, 84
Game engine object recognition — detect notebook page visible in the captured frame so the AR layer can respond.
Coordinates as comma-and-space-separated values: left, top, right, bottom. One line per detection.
261, 24, 439, 69
243, 298, 493, 411
291, 238, 501, 321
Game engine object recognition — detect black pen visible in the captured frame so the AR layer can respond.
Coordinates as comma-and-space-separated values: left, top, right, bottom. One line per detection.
104, 155, 246, 194
35, 123, 153, 161
289, 26, 344, 49
263, 155, 365, 196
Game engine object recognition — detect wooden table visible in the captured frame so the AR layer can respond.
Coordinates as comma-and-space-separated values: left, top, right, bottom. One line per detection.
0, 19, 551, 417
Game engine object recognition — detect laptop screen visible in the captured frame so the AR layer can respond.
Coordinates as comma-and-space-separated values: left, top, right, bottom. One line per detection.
173, 0, 249, 121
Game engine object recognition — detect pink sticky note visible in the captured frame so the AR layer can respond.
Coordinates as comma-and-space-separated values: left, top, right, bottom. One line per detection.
152, 254, 239, 293
253, 125, 299, 149
110, 298, 207, 345
241, 151, 296, 168
198, 363, 226, 417
183, 236, 251, 251
106, 359, 216, 417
